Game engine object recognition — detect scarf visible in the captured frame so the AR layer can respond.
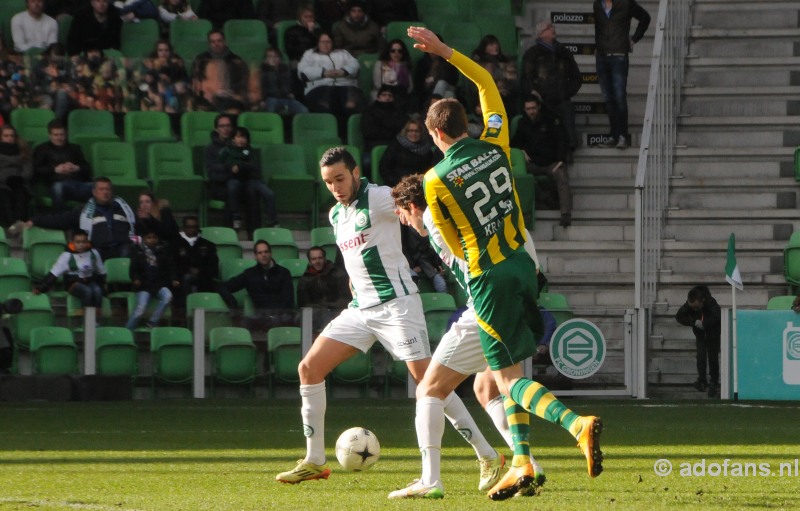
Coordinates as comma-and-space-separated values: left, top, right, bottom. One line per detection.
397, 135, 433, 156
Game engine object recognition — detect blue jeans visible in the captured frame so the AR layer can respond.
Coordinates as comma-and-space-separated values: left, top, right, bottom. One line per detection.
70, 281, 104, 308
246, 179, 277, 228
126, 287, 172, 329
264, 97, 309, 116
595, 54, 629, 140
51, 180, 94, 210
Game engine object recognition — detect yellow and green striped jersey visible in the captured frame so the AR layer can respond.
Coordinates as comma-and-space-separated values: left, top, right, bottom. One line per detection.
423, 50, 528, 278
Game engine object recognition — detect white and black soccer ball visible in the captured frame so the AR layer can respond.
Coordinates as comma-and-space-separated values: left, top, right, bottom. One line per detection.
335, 427, 380, 471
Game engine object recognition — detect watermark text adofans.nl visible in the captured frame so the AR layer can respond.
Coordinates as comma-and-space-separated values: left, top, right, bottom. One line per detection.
653, 458, 800, 477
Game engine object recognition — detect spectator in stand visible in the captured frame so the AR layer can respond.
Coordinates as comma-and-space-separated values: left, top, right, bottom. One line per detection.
158, 0, 197, 26
66, 0, 122, 56
0, 50, 29, 120
214, 127, 278, 230
379, 118, 438, 187
593, 0, 650, 149
173, 215, 219, 313
367, 0, 418, 29
34, 229, 106, 310
283, 5, 321, 99
192, 29, 250, 111
133, 191, 180, 245
11, 0, 59, 53
113, 0, 158, 23
197, 0, 255, 29
296, 245, 350, 333
203, 114, 241, 228
32, 119, 93, 210
469, 34, 519, 118
332, 0, 383, 58
298, 31, 364, 135
126, 226, 178, 330
220, 239, 295, 331
401, 223, 447, 293
18, 177, 136, 260
0, 126, 32, 229
314, 0, 347, 32
414, 39, 459, 105
521, 21, 582, 155
260, 47, 309, 116
372, 39, 415, 113
511, 93, 572, 227
255, 0, 296, 48
30, 42, 72, 120
361, 86, 407, 152
139, 40, 190, 114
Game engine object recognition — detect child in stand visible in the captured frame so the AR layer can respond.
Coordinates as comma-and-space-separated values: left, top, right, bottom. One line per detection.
34, 230, 106, 310
216, 127, 278, 230
126, 227, 178, 330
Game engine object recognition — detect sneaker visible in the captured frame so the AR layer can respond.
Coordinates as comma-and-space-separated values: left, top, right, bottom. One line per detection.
275, 459, 331, 484
232, 218, 243, 230
596, 137, 617, 148
388, 480, 444, 499
616, 136, 628, 149
487, 463, 535, 501
478, 453, 505, 491
576, 416, 604, 478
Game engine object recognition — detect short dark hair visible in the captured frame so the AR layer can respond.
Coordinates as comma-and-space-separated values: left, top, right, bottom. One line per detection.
214, 113, 234, 129
425, 98, 468, 139
207, 29, 225, 41
47, 119, 66, 133
254, 239, 272, 253
391, 174, 426, 211
72, 229, 89, 239
688, 285, 710, 303
94, 176, 112, 186
233, 127, 250, 142
182, 215, 199, 227
307, 246, 326, 260
319, 146, 357, 171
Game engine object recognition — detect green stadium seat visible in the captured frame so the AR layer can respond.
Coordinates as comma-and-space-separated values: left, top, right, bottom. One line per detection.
420, 292, 457, 347
356, 53, 378, 98
57, 15, 72, 46
330, 349, 372, 397
170, 18, 213, 60
274, 19, 296, 59
474, 15, 519, 58
441, 21, 482, 55
469, 0, 512, 20
310, 227, 338, 263
238, 112, 284, 146
0, 257, 31, 302
509, 147, 536, 227
121, 19, 160, 58
224, 19, 269, 65
68, 110, 120, 158
538, 292, 573, 326
0, 0, 26, 50
104, 257, 133, 309
385, 21, 427, 66
209, 326, 257, 393
384, 358, 408, 397
125, 111, 176, 178
794, 146, 800, 182
186, 292, 231, 341
90, 142, 148, 206
150, 326, 194, 394
291, 112, 339, 144
346, 113, 363, 152
7, 291, 55, 353
30, 326, 78, 376
181, 111, 218, 178
416, 0, 462, 23
66, 294, 112, 331
10, 108, 55, 147
766, 295, 796, 311
258, 143, 318, 229
370, 144, 387, 185
267, 325, 301, 396
278, 257, 307, 302
95, 327, 138, 377
200, 226, 243, 261
0, 228, 9, 257
147, 142, 205, 214
252, 227, 298, 261
219, 257, 256, 281
22, 227, 66, 280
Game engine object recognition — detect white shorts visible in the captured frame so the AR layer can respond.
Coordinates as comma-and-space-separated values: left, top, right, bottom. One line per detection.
432, 307, 489, 375
322, 294, 430, 361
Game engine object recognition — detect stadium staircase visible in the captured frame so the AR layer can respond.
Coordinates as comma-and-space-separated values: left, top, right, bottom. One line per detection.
520, 0, 800, 397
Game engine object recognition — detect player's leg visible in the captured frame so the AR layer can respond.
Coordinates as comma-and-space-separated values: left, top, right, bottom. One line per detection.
276, 309, 371, 484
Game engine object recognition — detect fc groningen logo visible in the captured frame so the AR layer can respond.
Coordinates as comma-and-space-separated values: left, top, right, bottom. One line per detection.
550, 319, 606, 379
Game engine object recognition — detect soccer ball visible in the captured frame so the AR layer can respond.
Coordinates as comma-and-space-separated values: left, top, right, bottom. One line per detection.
335, 427, 380, 471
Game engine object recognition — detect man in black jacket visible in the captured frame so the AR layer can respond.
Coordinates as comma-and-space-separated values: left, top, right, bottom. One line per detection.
297, 246, 350, 333
593, 0, 650, 149
203, 114, 241, 228
65, 0, 121, 56
32, 119, 93, 210
675, 285, 721, 398
173, 216, 219, 313
192, 29, 250, 110
521, 21, 582, 152
221, 240, 294, 330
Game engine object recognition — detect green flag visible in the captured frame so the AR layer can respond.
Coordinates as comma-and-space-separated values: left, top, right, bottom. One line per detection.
725, 233, 743, 290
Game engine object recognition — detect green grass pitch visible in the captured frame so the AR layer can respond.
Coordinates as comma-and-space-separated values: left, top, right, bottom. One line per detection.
0, 398, 798, 510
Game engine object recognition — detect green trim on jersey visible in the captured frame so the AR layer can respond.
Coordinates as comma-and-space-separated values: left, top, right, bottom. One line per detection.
362, 245, 398, 302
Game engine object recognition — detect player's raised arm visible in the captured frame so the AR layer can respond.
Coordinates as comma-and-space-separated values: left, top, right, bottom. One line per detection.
407, 26, 509, 156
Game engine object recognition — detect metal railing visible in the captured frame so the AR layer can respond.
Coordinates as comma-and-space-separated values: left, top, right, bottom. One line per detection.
634, 0, 692, 398
633, 0, 693, 397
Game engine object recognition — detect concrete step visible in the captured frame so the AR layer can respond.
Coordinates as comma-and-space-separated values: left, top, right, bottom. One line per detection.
693, 4, 800, 30
690, 38, 798, 59
666, 208, 800, 222
681, 97, 798, 117
677, 115, 800, 128
676, 130, 795, 148
668, 190, 794, 210
673, 160, 787, 179
661, 253, 776, 275
668, 176, 799, 189
663, 222, 793, 243
674, 145, 795, 160
684, 57, 800, 87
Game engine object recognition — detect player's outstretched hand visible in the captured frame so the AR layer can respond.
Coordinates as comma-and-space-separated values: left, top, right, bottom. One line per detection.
407, 26, 453, 60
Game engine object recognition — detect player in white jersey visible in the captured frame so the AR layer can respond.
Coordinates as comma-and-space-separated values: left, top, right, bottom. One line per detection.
276, 147, 504, 493
388, 173, 546, 499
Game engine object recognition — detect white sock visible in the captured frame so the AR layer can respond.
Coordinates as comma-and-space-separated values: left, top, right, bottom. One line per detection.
416, 396, 444, 486
443, 392, 496, 460
485, 395, 514, 449
300, 381, 327, 465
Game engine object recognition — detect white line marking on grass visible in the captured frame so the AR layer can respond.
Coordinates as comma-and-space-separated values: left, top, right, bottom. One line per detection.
0, 498, 143, 511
